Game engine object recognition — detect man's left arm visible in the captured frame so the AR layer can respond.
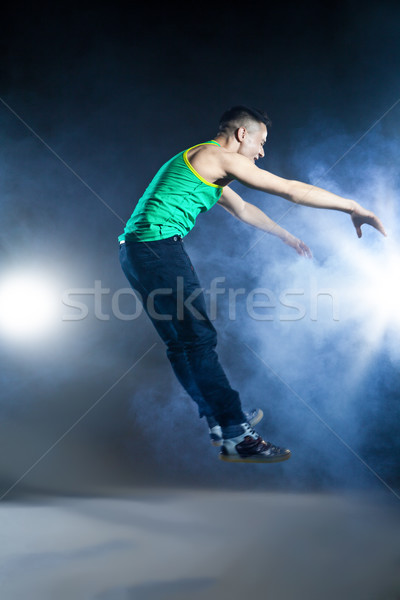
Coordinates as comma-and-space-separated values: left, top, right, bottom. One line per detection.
218, 186, 312, 258
219, 152, 387, 238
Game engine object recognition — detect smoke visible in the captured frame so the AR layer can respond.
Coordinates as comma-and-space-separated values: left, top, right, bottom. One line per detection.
174, 118, 400, 493
0, 3, 399, 496
1, 104, 399, 495
116, 118, 400, 496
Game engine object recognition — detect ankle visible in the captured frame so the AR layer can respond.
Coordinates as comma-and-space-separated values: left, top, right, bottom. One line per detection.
221, 423, 245, 440
206, 415, 219, 428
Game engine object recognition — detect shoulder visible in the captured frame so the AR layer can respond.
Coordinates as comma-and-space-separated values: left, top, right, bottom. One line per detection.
185, 142, 224, 159
187, 143, 250, 171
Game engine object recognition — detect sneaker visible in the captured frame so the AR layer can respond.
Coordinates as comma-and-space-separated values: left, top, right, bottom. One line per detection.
219, 423, 291, 463
209, 408, 264, 447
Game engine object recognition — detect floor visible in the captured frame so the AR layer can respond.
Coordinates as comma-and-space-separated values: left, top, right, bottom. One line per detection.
1, 488, 399, 600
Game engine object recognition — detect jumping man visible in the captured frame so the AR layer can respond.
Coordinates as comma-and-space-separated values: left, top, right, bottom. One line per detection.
118, 106, 386, 463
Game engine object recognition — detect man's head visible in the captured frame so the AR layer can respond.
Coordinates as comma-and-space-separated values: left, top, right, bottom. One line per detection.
217, 105, 271, 162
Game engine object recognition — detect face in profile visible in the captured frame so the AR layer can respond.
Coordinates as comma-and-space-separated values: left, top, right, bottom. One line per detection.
238, 122, 268, 163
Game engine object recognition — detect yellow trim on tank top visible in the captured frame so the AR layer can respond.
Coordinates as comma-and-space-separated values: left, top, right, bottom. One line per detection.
183, 141, 223, 189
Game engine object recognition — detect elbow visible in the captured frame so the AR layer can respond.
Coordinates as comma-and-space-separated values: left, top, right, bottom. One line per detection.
278, 179, 308, 204
236, 200, 249, 221
284, 180, 300, 203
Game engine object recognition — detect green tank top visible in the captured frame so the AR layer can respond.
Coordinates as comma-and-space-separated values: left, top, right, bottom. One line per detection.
118, 141, 223, 242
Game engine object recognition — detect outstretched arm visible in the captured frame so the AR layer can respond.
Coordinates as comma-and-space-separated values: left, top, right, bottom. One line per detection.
220, 152, 387, 238
218, 186, 312, 257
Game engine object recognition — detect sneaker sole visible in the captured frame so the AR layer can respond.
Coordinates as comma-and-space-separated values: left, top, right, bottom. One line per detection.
219, 450, 291, 463
248, 408, 264, 428
211, 439, 223, 447
210, 409, 265, 447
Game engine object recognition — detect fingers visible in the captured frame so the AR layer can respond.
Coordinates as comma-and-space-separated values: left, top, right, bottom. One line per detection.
285, 236, 312, 258
353, 210, 387, 237
296, 240, 313, 259
365, 212, 386, 236
373, 216, 387, 237
302, 243, 313, 259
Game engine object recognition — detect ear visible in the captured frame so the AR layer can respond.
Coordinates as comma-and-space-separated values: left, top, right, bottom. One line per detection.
235, 126, 247, 142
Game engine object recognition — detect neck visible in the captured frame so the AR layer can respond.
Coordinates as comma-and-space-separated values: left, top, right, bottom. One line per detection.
212, 134, 240, 152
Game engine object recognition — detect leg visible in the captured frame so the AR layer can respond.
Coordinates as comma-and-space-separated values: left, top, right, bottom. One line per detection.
119, 237, 246, 428
166, 340, 215, 420
120, 241, 213, 419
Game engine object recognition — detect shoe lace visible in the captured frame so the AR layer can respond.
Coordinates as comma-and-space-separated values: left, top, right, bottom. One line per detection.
242, 423, 280, 453
242, 422, 257, 436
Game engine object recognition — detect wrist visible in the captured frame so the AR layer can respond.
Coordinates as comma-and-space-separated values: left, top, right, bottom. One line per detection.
346, 199, 358, 214
280, 230, 293, 245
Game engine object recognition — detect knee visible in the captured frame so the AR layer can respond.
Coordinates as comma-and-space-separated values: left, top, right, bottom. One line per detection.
185, 330, 217, 354
166, 341, 185, 360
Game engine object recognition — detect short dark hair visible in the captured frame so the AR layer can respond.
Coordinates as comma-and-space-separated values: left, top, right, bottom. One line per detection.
218, 105, 271, 135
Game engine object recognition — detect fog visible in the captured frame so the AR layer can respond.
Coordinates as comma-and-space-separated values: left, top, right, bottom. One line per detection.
0, 1, 398, 500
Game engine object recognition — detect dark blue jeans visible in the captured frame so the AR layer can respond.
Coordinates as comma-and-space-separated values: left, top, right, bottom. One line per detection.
119, 235, 245, 428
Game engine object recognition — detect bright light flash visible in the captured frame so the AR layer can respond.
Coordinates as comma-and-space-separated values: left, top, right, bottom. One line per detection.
346, 241, 400, 343
0, 271, 59, 341
367, 252, 400, 315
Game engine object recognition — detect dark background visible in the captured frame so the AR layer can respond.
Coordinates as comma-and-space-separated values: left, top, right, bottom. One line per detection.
0, 0, 399, 498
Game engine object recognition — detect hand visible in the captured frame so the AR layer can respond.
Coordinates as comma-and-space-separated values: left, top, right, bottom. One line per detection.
284, 234, 313, 258
350, 203, 387, 238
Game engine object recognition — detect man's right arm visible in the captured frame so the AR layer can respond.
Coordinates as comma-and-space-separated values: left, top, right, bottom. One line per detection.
218, 185, 312, 257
